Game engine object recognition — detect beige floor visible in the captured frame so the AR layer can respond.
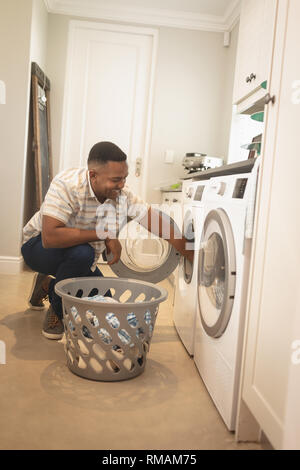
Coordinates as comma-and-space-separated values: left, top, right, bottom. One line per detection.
0, 267, 263, 450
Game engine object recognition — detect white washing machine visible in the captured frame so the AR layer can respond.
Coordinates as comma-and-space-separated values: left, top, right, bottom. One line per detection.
193, 168, 259, 430
173, 178, 211, 356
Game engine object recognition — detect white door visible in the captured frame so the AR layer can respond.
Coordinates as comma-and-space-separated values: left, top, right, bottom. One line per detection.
60, 21, 158, 199
240, 0, 300, 449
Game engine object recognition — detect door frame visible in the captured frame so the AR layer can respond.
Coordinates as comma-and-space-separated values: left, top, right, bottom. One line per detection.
59, 20, 159, 201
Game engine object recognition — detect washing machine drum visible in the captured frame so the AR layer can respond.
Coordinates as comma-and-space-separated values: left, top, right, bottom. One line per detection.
198, 209, 236, 338
104, 215, 181, 283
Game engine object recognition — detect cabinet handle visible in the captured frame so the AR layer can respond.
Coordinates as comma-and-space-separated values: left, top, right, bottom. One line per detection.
172, 199, 178, 203
264, 93, 276, 105
246, 73, 257, 83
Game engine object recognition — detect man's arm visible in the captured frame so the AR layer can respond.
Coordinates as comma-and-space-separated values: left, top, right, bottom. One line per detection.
42, 215, 99, 249
42, 215, 122, 265
139, 208, 194, 263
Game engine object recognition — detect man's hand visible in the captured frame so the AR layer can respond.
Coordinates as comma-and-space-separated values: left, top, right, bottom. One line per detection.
139, 208, 195, 264
105, 238, 122, 265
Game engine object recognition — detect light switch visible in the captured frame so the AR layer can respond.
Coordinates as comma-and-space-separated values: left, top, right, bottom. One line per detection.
0, 80, 6, 104
165, 149, 174, 164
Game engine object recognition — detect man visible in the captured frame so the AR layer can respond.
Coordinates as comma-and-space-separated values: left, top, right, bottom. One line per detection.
21, 142, 193, 340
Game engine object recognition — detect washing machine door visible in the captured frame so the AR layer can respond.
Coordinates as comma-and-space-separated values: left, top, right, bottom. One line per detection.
182, 208, 195, 284
105, 213, 181, 283
197, 209, 236, 338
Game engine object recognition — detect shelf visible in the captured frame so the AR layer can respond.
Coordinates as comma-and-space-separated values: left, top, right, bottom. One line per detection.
236, 85, 266, 115
240, 95, 266, 115
181, 158, 256, 180
241, 142, 261, 156
160, 188, 182, 192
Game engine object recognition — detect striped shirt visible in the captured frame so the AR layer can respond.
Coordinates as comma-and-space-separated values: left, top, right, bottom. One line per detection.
22, 168, 148, 271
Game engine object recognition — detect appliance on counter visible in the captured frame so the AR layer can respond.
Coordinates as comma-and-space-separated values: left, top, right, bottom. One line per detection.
193, 166, 260, 431
182, 153, 224, 174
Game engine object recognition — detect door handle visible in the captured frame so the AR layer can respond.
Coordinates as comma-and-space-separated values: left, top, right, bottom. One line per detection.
135, 158, 142, 177
264, 93, 276, 105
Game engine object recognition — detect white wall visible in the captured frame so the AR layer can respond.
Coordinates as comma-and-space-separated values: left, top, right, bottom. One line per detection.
0, 0, 49, 272
0, 0, 33, 272
146, 24, 239, 202
219, 22, 239, 163
30, 0, 49, 69
46, 13, 70, 177
46, 15, 238, 202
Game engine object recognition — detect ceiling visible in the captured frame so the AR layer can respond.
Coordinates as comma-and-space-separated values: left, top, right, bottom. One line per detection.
44, 0, 241, 32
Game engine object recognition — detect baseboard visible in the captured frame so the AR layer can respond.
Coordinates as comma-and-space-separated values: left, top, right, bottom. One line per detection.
0, 256, 24, 274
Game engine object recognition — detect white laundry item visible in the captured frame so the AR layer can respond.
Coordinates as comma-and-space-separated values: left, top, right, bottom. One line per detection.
81, 294, 119, 303
105, 312, 120, 329
86, 310, 99, 327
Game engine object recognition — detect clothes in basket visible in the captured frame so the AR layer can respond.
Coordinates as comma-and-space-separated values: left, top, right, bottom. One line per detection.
69, 295, 119, 339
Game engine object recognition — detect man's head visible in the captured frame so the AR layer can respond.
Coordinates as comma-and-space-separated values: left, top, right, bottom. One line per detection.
87, 142, 128, 202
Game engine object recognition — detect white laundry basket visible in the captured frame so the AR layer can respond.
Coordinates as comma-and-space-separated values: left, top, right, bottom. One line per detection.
55, 277, 168, 381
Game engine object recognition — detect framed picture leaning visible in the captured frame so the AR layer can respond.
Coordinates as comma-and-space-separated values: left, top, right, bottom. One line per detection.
31, 62, 53, 208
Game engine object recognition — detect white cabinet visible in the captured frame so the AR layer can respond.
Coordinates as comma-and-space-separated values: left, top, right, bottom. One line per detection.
237, 0, 300, 449
233, 0, 277, 104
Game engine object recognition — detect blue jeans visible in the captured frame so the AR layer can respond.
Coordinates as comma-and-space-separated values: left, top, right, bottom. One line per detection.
21, 234, 108, 319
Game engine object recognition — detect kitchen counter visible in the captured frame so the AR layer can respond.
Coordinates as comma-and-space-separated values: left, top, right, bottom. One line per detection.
181, 158, 256, 180
160, 187, 182, 192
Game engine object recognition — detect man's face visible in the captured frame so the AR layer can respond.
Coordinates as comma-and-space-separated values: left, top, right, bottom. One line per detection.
88, 161, 129, 202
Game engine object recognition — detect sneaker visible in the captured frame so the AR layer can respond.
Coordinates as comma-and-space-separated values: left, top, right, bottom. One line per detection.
28, 273, 51, 310
42, 305, 64, 340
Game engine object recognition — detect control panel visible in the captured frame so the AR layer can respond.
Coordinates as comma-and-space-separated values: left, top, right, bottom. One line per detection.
232, 178, 248, 199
